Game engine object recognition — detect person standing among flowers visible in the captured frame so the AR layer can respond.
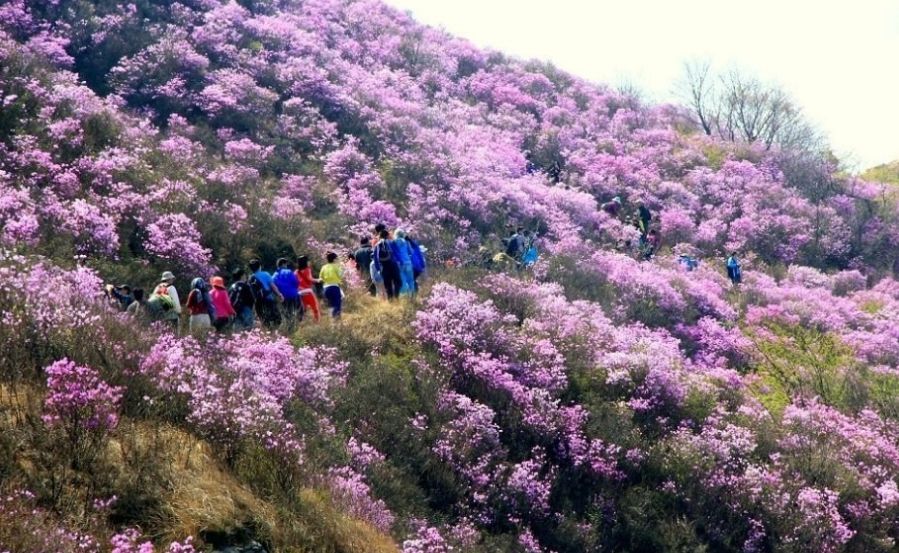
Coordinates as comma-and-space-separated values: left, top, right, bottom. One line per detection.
319, 251, 345, 319
209, 276, 236, 332
185, 277, 214, 335
392, 229, 416, 295
153, 271, 181, 331
726, 252, 742, 286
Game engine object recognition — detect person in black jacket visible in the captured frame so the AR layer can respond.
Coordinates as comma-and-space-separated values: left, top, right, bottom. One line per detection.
229, 269, 256, 331
354, 237, 376, 296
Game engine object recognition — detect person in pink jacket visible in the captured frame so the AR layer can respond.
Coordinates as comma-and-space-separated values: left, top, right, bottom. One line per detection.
210, 276, 236, 332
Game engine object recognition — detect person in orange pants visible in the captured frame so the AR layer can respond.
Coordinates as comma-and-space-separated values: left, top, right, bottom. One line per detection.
295, 255, 321, 323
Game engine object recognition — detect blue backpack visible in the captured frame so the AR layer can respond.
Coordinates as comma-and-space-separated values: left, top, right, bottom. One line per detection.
409, 239, 426, 273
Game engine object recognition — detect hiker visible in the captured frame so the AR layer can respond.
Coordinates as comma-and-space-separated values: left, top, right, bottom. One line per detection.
186, 277, 215, 335
273, 258, 302, 330
408, 234, 427, 291
296, 255, 321, 323
373, 229, 402, 299
521, 239, 539, 268
105, 284, 134, 311
678, 254, 699, 272
642, 229, 660, 260
393, 229, 416, 295
601, 196, 623, 217
504, 227, 523, 259
151, 271, 181, 330
209, 276, 236, 332
320, 251, 345, 319
249, 259, 282, 328
636, 199, 652, 237
228, 269, 256, 331
126, 288, 147, 321
726, 252, 742, 285
354, 237, 376, 296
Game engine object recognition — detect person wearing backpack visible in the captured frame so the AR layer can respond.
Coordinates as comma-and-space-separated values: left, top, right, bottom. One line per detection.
229, 269, 256, 331
295, 255, 321, 323
249, 259, 282, 328
210, 276, 236, 332
373, 229, 402, 300
273, 257, 302, 331
319, 251, 345, 319
354, 237, 376, 296
151, 271, 181, 331
186, 277, 215, 335
126, 288, 148, 322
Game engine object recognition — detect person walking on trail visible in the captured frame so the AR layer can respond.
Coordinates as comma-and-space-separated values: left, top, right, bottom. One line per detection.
186, 277, 215, 335
602, 196, 623, 217
126, 288, 147, 321
393, 229, 416, 295
210, 276, 236, 332
229, 269, 256, 331
151, 271, 181, 330
296, 255, 322, 323
407, 234, 426, 291
354, 237, 376, 296
249, 259, 282, 328
319, 251, 345, 319
273, 257, 302, 330
726, 252, 742, 286
374, 229, 402, 300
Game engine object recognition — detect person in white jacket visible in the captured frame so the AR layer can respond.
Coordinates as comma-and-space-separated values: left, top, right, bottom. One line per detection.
154, 271, 182, 331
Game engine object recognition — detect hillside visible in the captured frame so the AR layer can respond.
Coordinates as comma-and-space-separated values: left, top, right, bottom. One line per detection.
2, 1, 899, 552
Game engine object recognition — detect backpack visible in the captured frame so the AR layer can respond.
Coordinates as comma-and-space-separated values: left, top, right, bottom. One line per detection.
248, 275, 266, 303
377, 240, 393, 263
146, 292, 175, 320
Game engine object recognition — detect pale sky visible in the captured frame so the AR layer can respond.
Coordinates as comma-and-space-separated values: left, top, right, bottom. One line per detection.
385, 0, 899, 170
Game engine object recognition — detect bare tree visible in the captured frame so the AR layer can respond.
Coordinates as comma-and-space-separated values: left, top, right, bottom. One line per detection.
678, 62, 821, 153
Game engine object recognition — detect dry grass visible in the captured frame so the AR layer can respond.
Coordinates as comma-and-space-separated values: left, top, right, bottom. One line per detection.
1, 383, 398, 552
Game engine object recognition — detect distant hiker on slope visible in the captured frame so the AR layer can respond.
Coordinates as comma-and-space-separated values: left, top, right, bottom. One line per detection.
210, 276, 236, 332
229, 269, 256, 331
296, 255, 321, 323
601, 196, 623, 218
319, 251, 345, 319
186, 277, 214, 335
105, 283, 134, 311
726, 252, 742, 286
635, 199, 652, 237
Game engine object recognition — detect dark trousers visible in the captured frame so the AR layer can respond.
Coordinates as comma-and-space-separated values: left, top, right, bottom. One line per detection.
381, 261, 402, 299
324, 285, 342, 318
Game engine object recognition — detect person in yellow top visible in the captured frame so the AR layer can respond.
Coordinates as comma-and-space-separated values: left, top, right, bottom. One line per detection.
319, 251, 345, 319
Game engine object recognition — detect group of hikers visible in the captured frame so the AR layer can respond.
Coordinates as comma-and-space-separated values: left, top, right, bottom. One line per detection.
104, 224, 427, 334
603, 196, 660, 261
478, 226, 541, 270
603, 195, 744, 286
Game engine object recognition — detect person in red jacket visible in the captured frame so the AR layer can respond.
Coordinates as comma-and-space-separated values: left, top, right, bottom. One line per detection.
295, 255, 321, 323
209, 276, 236, 332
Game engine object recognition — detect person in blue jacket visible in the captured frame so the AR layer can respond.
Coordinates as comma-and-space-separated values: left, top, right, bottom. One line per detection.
392, 229, 416, 295
726, 252, 742, 285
